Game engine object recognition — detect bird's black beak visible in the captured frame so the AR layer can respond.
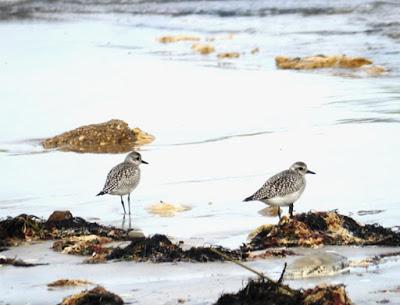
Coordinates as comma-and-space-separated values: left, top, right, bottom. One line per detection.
306, 170, 316, 174
141, 160, 149, 164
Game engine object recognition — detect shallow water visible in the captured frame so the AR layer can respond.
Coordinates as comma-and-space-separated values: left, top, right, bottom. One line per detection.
1, 0, 400, 304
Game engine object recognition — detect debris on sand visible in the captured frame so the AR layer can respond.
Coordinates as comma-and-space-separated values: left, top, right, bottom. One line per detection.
217, 52, 240, 59
146, 201, 191, 217
215, 279, 353, 305
42, 119, 154, 153
158, 35, 200, 43
191, 43, 215, 55
248, 211, 400, 250
52, 235, 112, 256
107, 234, 247, 262
350, 251, 400, 268
275, 55, 373, 70
0, 256, 46, 267
0, 211, 128, 246
60, 286, 123, 305
48, 279, 93, 288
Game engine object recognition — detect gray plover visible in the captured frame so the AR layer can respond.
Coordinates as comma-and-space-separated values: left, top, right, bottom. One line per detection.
97, 151, 148, 215
244, 161, 315, 219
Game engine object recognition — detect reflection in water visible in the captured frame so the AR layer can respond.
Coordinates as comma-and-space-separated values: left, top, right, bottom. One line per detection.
122, 214, 132, 231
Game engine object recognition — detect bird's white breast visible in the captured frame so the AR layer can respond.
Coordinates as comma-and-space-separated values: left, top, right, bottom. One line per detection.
262, 187, 305, 207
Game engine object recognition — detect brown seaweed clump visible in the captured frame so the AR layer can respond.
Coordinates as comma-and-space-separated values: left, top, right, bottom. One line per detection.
107, 234, 247, 263
0, 211, 128, 247
217, 52, 240, 59
52, 235, 112, 256
249, 211, 400, 250
42, 119, 154, 153
60, 286, 123, 305
48, 279, 93, 288
275, 55, 372, 70
0, 257, 46, 267
191, 43, 215, 55
158, 35, 200, 43
215, 280, 352, 305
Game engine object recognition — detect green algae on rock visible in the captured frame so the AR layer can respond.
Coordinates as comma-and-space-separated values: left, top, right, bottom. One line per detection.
248, 211, 400, 250
42, 119, 154, 153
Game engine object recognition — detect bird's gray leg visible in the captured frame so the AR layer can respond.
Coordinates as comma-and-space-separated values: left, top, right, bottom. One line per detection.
289, 203, 294, 219
120, 196, 127, 214
128, 193, 131, 215
278, 207, 282, 221
122, 214, 126, 229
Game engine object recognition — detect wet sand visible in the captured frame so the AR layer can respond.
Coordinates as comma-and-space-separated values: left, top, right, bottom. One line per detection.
1, 0, 400, 304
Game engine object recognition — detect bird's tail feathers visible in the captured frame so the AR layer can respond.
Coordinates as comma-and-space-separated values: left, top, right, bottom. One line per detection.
96, 191, 106, 196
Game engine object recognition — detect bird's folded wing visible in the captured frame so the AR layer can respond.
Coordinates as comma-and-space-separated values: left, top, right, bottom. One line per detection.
103, 163, 137, 193
252, 170, 303, 200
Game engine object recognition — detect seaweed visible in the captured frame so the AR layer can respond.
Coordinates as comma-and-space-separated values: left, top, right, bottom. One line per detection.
60, 286, 123, 305
249, 211, 400, 250
107, 234, 246, 263
0, 211, 128, 246
215, 280, 353, 305
0, 257, 47, 267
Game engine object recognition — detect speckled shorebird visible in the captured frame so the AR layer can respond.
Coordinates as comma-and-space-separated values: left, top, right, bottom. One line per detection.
97, 151, 148, 215
244, 162, 315, 220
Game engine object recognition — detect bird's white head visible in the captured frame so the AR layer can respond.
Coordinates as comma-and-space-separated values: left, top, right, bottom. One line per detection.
125, 151, 149, 166
290, 161, 315, 176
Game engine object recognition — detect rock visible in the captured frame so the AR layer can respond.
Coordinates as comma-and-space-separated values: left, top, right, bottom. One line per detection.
60, 286, 123, 305
42, 119, 154, 153
47, 211, 73, 224
191, 43, 215, 55
145, 201, 191, 217
128, 230, 145, 239
158, 35, 200, 43
214, 279, 353, 305
275, 55, 373, 69
47, 279, 92, 288
251, 47, 260, 54
248, 211, 400, 250
285, 252, 349, 279
217, 52, 240, 59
